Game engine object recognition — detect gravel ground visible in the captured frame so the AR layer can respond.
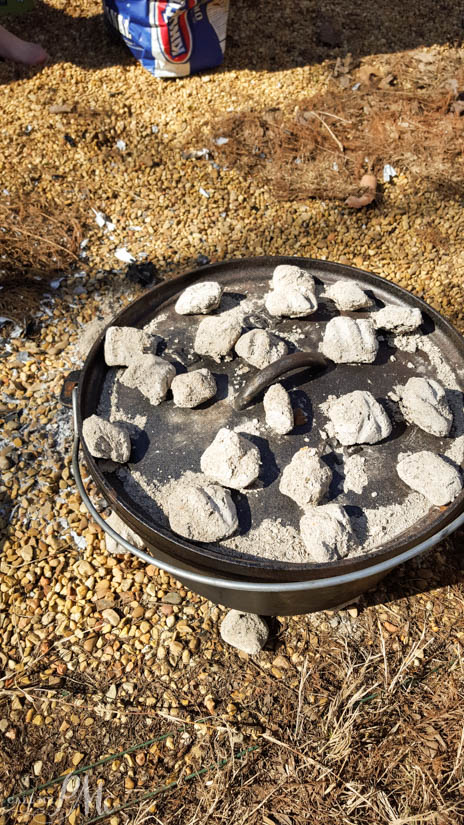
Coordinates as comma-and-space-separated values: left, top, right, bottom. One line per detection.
1, 2, 464, 824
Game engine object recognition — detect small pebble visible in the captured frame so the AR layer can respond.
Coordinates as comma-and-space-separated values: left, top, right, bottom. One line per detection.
101, 609, 120, 627
163, 591, 182, 605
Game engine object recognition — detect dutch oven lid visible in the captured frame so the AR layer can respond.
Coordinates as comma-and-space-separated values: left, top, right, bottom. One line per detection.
77, 257, 464, 583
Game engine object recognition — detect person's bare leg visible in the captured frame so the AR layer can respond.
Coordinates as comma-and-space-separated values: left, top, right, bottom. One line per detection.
0, 24, 48, 65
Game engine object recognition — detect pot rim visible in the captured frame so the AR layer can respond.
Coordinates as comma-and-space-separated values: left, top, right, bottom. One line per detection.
72, 388, 464, 592
76, 255, 464, 582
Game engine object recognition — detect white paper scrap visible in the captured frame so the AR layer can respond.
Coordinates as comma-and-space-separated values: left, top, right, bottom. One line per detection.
383, 164, 397, 183
115, 247, 136, 264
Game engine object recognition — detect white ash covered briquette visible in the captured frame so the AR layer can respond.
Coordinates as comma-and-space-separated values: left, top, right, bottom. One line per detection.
326, 390, 392, 446
105, 510, 145, 554
263, 383, 294, 435
279, 448, 332, 507
194, 313, 243, 361
320, 317, 378, 363
175, 281, 223, 315
300, 503, 356, 563
76, 317, 110, 360
171, 368, 217, 408
120, 354, 176, 406
397, 451, 462, 506
82, 414, 131, 463
235, 329, 288, 369
167, 481, 238, 542
325, 280, 373, 311
271, 264, 316, 298
265, 288, 318, 318
104, 326, 159, 367
265, 264, 318, 318
220, 610, 269, 655
398, 377, 453, 437
373, 305, 422, 333
200, 427, 261, 489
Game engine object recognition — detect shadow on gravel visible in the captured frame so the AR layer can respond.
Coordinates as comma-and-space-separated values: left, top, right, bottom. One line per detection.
0, 490, 13, 676
0, 491, 13, 535
0, 0, 463, 82
360, 527, 464, 611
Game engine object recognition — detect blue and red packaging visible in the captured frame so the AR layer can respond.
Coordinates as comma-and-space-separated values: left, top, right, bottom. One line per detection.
103, 0, 230, 77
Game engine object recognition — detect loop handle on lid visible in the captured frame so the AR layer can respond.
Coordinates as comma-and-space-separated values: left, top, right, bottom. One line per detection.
233, 351, 328, 411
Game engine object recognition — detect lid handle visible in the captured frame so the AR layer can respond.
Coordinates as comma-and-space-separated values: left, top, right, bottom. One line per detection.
233, 351, 328, 411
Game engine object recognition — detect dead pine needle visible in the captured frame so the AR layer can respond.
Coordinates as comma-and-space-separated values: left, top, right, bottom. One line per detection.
0, 193, 85, 325
189, 63, 464, 203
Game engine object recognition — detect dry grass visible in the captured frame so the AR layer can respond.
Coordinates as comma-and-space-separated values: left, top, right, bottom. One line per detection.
6, 545, 464, 825
138, 632, 464, 825
191, 54, 464, 203
9, 607, 456, 825
1, 3, 464, 823
0, 193, 84, 325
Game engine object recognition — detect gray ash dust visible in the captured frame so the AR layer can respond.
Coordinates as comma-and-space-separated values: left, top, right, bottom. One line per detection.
90, 278, 464, 565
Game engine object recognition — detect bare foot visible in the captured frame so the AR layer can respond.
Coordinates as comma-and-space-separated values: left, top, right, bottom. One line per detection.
0, 25, 48, 65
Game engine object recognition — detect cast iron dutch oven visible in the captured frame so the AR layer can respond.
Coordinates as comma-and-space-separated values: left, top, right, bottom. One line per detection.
71, 257, 464, 614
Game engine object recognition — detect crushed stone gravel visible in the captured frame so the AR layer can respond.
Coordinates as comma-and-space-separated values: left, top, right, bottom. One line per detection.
1, 2, 464, 820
